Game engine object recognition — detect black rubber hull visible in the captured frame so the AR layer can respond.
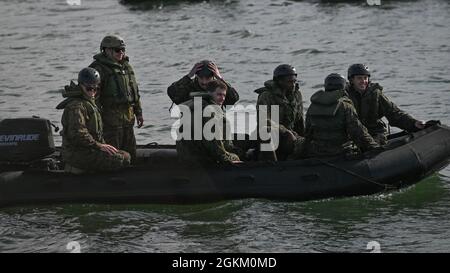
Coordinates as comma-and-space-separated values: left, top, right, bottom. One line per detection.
1, 125, 450, 207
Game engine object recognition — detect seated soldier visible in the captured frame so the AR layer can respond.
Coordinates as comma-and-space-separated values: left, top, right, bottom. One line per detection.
345, 64, 425, 144
255, 64, 304, 160
302, 73, 380, 158
176, 80, 243, 165
56, 67, 131, 173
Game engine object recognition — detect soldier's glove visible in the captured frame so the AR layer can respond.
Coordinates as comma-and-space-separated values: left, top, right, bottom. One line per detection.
425, 120, 441, 128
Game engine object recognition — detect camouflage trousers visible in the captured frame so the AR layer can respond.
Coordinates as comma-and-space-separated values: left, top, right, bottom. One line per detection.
63, 148, 131, 172
103, 125, 137, 163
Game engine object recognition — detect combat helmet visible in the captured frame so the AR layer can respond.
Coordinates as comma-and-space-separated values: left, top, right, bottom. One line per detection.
100, 35, 126, 51
273, 64, 297, 80
324, 73, 347, 92
347, 64, 370, 80
78, 67, 101, 86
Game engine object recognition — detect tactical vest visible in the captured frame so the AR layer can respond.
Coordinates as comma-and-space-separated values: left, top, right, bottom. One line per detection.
84, 99, 103, 141
346, 84, 386, 135
306, 92, 350, 146
91, 60, 140, 105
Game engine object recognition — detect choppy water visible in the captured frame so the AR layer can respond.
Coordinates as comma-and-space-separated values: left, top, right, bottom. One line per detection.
0, 0, 449, 252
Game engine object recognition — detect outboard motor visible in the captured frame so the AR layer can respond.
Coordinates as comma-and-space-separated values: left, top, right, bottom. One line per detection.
0, 117, 55, 163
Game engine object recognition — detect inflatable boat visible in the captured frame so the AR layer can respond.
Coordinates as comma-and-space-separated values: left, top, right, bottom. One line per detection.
0, 117, 449, 207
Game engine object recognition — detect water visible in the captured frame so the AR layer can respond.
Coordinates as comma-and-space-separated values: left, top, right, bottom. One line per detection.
0, 0, 449, 252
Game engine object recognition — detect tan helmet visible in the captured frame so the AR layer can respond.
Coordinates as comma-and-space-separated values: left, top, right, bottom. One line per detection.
100, 35, 126, 51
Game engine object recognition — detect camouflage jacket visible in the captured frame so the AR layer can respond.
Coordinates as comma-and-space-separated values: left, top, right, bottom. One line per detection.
90, 53, 142, 128
167, 75, 239, 106
176, 96, 241, 164
56, 82, 104, 155
345, 83, 418, 137
304, 89, 379, 157
255, 80, 304, 137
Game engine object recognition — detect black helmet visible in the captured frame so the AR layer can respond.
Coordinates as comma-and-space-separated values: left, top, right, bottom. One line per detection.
196, 60, 214, 78
347, 63, 370, 80
273, 64, 297, 79
324, 73, 346, 92
78, 67, 101, 86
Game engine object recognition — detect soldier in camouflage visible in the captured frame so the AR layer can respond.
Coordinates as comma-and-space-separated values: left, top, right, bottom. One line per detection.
345, 64, 425, 145
56, 68, 131, 173
89, 35, 143, 162
176, 80, 243, 165
255, 64, 304, 160
255, 64, 304, 137
302, 73, 380, 158
167, 60, 239, 106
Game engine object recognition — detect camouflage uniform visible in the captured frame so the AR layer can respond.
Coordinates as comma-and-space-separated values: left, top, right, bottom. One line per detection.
56, 82, 130, 171
345, 83, 419, 145
303, 89, 379, 158
89, 53, 142, 161
255, 80, 304, 137
254, 80, 304, 160
176, 96, 242, 164
167, 75, 239, 106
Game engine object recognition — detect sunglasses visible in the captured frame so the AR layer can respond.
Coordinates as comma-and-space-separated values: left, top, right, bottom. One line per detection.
113, 47, 125, 53
83, 84, 98, 91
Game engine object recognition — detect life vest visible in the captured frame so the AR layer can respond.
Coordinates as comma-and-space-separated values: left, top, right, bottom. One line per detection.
90, 54, 140, 105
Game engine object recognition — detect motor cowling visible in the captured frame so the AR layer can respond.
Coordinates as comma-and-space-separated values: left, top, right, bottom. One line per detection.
0, 117, 55, 163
